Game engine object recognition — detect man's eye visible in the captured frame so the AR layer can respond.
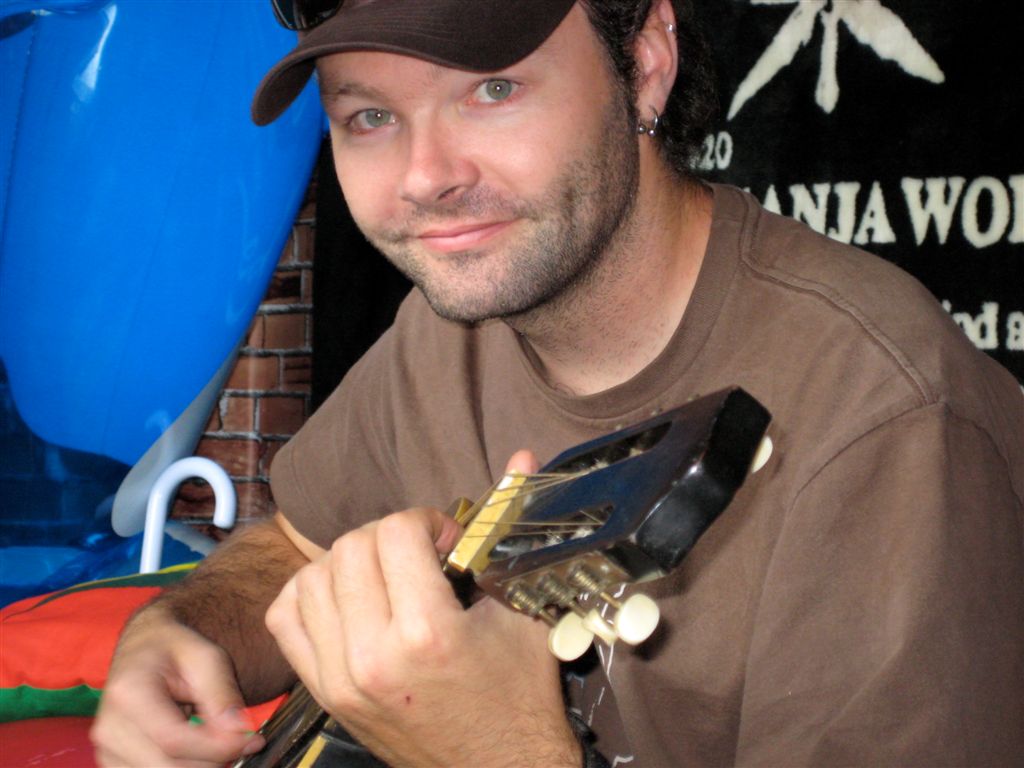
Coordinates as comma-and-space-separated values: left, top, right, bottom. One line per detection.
475, 79, 517, 104
350, 108, 394, 132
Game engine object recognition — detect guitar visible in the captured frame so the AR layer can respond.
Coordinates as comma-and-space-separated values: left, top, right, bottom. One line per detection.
234, 387, 772, 768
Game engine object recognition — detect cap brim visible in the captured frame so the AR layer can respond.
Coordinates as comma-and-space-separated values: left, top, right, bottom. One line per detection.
252, 0, 577, 125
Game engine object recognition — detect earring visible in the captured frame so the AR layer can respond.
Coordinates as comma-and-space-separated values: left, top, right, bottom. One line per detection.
666, 22, 675, 32
636, 107, 660, 138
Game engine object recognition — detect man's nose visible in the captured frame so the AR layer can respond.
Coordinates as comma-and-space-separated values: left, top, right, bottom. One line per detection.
399, 120, 479, 206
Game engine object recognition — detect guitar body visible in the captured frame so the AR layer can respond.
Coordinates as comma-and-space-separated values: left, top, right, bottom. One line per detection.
235, 387, 771, 768
235, 683, 382, 767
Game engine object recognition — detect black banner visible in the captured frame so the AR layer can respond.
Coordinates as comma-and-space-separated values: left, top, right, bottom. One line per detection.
697, 0, 1023, 382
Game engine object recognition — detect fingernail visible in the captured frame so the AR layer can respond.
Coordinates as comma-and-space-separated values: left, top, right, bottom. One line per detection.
242, 737, 265, 756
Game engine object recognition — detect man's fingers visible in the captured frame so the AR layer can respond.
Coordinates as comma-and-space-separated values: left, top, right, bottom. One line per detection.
171, 638, 246, 725
92, 693, 189, 768
331, 526, 391, 646
504, 448, 541, 476
94, 724, 219, 768
154, 678, 261, 762
167, 639, 265, 757
266, 576, 319, 687
94, 673, 254, 767
432, 508, 465, 555
92, 612, 261, 767
294, 556, 360, 691
376, 510, 463, 622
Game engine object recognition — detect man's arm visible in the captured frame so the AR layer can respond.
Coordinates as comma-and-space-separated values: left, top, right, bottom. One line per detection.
91, 513, 319, 767
163, 512, 322, 702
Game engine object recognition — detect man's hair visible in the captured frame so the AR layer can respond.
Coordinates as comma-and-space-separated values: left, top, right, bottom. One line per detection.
580, 0, 718, 177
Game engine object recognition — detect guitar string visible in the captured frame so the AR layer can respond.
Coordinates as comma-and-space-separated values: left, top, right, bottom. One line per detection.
461, 516, 605, 531
470, 469, 592, 509
456, 469, 608, 540
476, 470, 590, 501
459, 470, 594, 528
456, 522, 605, 541
251, 463, 632, 752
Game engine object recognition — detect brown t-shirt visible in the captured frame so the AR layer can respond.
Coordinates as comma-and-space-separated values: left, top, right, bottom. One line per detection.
271, 184, 1024, 766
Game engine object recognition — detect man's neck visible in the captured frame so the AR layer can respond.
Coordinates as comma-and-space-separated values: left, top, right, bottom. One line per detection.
507, 170, 713, 397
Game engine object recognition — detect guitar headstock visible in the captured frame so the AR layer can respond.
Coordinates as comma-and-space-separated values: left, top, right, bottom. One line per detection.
446, 387, 771, 660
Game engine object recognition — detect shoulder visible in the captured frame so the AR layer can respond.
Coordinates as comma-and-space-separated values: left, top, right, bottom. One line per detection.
295, 289, 484, 440
719, 184, 1015, 400
708, 185, 1024, 498
274, 289, 522, 525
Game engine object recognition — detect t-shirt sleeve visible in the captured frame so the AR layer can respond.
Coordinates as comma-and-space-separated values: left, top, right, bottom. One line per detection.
735, 403, 1024, 766
269, 332, 404, 550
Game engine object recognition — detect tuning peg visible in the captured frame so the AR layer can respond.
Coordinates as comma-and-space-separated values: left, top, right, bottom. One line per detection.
548, 612, 594, 661
564, 566, 660, 645
547, 604, 621, 661
611, 593, 660, 645
581, 607, 618, 645
750, 435, 773, 474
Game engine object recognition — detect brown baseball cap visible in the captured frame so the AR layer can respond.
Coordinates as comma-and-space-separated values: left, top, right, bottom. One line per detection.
252, 0, 578, 125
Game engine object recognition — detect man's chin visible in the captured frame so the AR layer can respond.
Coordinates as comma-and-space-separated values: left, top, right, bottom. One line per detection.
419, 294, 502, 326
416, 284, 538, 326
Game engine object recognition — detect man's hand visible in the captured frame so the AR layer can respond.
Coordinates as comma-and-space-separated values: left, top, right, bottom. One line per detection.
265, 451, 582, 768
90, 605, 265, 767
89, 516, 311, 766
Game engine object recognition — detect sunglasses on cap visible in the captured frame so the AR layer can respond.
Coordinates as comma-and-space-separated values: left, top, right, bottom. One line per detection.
271, 0, 343, 31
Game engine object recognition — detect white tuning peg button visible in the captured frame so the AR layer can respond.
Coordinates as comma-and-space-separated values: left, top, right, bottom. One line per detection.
548, 612, 595, 661
613, 594, 661, 645
750, 435, 773, 474
582, 608, 619, 646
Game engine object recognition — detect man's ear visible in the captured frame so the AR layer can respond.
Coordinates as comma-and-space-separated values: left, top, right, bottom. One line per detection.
633, 0, 679, 115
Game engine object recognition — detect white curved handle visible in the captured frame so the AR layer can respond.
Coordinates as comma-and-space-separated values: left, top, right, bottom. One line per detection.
140, 457, 236, 573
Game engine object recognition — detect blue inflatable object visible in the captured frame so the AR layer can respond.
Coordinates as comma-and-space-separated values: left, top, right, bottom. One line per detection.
0, 2, 322, 577
0, 530, 204, 607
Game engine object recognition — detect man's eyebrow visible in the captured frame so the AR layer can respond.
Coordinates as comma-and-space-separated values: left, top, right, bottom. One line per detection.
319, 81, 387, 101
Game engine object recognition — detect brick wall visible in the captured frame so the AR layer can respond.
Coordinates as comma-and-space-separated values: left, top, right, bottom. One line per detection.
171, 181, 316, 532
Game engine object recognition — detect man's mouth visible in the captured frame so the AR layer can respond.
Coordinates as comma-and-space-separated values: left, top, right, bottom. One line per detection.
416, 220, 515, 253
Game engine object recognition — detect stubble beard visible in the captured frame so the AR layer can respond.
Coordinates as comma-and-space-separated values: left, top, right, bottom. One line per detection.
363, 94, 640, 326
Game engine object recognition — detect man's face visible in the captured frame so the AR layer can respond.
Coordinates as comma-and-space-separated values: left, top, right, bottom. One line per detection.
317, 6, 639, 324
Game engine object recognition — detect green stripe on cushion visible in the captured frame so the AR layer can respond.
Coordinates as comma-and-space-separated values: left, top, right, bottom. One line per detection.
0, 684, 102, 722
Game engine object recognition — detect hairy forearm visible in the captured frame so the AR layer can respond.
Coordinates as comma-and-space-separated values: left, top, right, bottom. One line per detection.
142, 519, 309, 703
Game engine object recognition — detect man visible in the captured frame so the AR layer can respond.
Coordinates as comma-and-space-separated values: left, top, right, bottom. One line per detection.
92, 1, 1024, 766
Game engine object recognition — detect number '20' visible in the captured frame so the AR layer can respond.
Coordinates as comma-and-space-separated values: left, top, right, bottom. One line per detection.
698, 131, 733, 171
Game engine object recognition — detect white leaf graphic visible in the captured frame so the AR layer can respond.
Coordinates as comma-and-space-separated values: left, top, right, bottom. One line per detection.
727, 0, 945, 120
728, 0, 825, 120
840, 0, 945, 83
